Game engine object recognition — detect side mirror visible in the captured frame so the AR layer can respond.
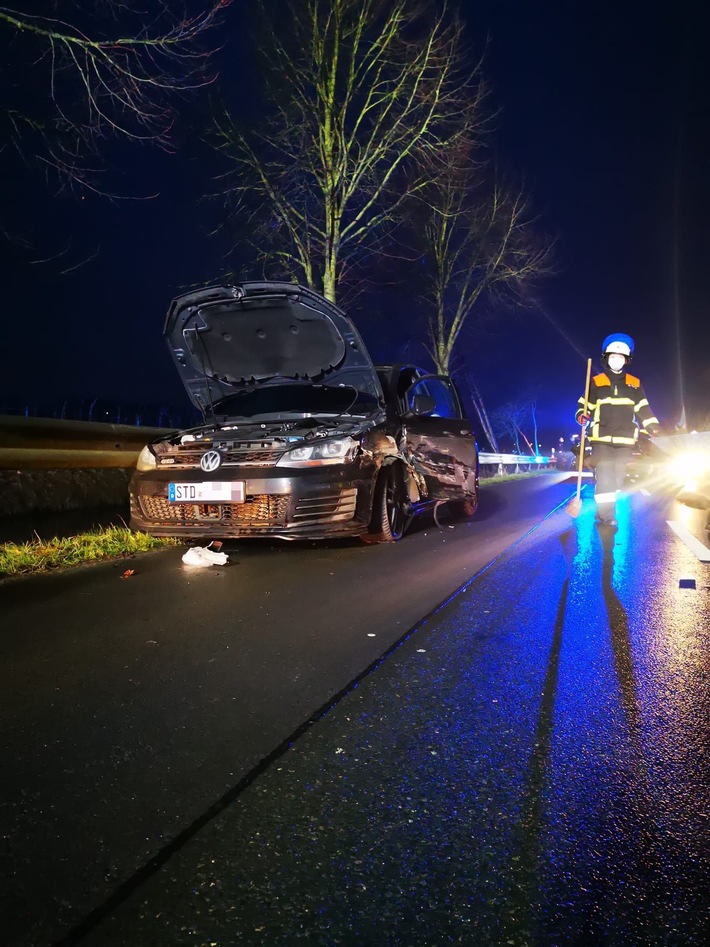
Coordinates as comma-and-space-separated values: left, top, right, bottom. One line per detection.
411, 394, 436, 416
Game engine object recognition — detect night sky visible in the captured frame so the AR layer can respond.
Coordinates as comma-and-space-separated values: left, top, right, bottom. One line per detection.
2, 0, 709, 447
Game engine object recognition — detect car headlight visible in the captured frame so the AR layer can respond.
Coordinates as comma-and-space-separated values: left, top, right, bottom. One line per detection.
136, 445, 157, 471
276, 436, 358, 467
667, 452, 710, 481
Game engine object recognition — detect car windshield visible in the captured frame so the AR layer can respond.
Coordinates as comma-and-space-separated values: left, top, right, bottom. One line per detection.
212, 384, 380, 420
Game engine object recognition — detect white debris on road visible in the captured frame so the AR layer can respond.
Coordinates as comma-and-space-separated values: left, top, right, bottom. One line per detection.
181, 546, 230, 568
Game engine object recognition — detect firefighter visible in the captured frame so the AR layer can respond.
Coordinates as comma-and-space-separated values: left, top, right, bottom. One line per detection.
576, 333, 660, 525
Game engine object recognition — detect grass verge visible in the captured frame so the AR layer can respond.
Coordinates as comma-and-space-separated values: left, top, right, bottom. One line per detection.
0, 526, 179, 579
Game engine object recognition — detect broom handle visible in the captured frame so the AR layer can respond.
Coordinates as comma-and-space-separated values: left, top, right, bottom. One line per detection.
576, 358, 592, 501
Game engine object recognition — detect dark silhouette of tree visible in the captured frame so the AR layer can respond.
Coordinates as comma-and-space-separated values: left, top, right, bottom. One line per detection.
1, 1, 231, 199
211, 0, 485, 304
490, 400, 537, 455
418, 146, 553, 375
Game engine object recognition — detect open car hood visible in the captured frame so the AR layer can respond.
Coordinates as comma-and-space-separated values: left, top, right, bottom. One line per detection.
164, 282, 383, 416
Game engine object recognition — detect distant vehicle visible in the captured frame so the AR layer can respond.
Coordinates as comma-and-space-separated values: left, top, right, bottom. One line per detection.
555, 449, 575, 471
554, 431, 592, 472
129, 282, 479, 542
654, 431, 710, 528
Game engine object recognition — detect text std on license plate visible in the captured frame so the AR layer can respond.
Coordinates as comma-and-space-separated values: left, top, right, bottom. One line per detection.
168, 481, 245, 503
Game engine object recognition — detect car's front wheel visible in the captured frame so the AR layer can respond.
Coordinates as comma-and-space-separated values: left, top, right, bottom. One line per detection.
368, 464, 409, 542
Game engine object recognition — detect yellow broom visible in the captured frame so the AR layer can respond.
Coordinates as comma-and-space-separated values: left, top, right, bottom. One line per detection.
566, 357, 592, 517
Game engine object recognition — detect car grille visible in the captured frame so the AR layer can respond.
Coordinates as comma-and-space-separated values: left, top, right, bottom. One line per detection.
139, 494, 290, 525
292, 488, 357, 525
157, 444, 284, 468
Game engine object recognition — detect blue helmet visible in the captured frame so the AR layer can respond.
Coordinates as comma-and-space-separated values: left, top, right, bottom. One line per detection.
601, 332, 634, 359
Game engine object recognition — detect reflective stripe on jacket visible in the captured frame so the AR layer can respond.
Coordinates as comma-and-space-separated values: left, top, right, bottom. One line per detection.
576, 371, 659, 445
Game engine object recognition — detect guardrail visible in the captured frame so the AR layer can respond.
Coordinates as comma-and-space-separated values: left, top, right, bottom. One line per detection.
0, 416, 554, 473
0, 415, 173, 470
479, 452, 553, 473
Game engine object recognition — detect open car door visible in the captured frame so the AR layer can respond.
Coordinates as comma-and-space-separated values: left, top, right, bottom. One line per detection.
400, 375, 478, 501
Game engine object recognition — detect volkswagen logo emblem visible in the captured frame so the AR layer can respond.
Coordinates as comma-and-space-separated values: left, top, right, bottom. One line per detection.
200, 449, 222, 473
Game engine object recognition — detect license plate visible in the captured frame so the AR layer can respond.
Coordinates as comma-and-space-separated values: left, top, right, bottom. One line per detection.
168, 481, 245, 503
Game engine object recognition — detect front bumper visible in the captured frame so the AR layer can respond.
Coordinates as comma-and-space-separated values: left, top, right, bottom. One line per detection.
129, 464, 376, 540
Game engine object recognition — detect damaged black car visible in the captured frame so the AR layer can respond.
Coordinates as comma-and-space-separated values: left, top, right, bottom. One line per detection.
129, 281, 479, 542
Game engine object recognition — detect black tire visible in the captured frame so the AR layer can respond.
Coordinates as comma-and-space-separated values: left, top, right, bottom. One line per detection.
369, 465, 408, 542
449, 487, 479, 520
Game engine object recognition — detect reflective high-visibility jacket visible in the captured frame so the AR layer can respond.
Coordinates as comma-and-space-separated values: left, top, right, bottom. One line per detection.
576, 370, 659, 445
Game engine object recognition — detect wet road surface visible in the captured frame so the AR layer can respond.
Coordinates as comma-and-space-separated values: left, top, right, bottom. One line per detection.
2, 476, 709, 944
1, 475, 569, 945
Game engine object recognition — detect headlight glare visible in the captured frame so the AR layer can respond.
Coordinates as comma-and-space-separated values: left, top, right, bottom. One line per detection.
136, 445, 157, 471
668, 452, 710, 481
276, 436, 358, 467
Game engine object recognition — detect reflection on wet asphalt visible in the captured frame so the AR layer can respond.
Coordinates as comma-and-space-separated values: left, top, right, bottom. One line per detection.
81, 491, 710, 946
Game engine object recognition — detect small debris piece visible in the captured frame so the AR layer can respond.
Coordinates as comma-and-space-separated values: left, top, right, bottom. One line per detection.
120, 569, 136, 579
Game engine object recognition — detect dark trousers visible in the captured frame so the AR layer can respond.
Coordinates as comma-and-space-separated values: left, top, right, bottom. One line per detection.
592, 443, 634, 514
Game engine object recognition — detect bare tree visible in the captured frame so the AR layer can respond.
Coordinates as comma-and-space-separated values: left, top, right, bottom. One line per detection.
490, 400, 535, 455
0, 1, 231, 195
469, 375, 498, 454
420, 152, 553, 375
211, 0, 485, 303
528, 393, 540, 455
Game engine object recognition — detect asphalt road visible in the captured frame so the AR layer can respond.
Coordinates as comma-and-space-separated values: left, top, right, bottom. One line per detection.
2, 473, 709, 945
2, 474, 572, 946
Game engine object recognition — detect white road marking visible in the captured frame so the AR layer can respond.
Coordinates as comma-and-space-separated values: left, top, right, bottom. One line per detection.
667, 521, 710, 562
